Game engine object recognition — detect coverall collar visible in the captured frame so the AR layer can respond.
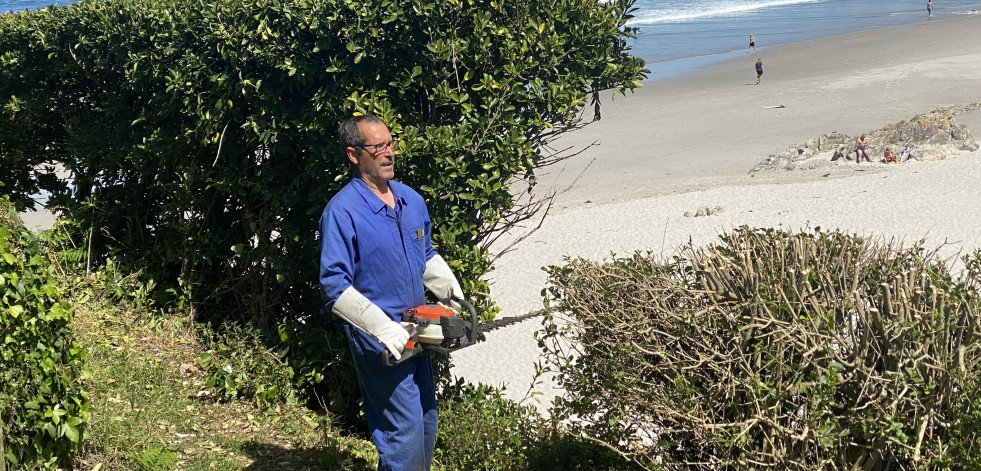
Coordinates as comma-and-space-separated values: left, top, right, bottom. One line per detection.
351, 177, 408, 214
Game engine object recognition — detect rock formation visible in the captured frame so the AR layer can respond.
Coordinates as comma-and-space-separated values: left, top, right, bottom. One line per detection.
750, 104, 980, 174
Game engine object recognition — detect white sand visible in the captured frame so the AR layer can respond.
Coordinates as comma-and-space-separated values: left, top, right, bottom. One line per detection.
450, 15, 981, 413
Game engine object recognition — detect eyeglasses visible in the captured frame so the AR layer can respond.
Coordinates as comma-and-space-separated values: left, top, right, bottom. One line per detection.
354, 139, 399, 155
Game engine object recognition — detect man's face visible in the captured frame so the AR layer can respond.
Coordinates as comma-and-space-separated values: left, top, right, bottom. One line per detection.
347, 121, 396, 186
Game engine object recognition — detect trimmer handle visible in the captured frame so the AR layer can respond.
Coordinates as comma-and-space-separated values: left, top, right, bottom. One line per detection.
382, 297, 479, 365
456, 298, 478, 347
381, 325, 423, 367
422, 297, 478, 355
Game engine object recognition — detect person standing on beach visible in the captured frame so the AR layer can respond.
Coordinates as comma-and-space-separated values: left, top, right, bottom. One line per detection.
927, 1, 933, 16
319, 115, 467, 470
748, 34, 756, 53
755, 58, 763, 84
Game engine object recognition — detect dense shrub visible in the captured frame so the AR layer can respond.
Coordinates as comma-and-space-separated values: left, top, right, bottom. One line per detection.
435, 381, 539, 470
0, 0, 645, 321
541, 227, 981, 470
0, 0, 645, 420
0, 197, 90, 469
434, 380, 636, 470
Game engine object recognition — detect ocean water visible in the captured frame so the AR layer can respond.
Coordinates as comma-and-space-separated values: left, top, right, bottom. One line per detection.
627, 0, 981, 80
4, 0, 981, 81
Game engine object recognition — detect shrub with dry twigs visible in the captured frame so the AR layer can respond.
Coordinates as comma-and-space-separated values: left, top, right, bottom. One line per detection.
540, 226, 981, 470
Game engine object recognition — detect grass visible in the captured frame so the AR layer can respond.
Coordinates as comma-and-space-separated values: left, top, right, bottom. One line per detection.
68, 276, 378, 470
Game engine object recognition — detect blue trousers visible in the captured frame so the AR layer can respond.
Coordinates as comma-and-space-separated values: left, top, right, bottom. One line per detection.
346, 326, 437, 471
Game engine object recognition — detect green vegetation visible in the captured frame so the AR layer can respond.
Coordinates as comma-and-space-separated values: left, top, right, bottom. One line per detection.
8, 1, 981, 463
31, 0, 977, 469
11, 200, 981, 469
1, 0, 649, 466
68, 283, 629, 470
2, 198, 631, 468
436, 381, 636, 470
1, 198, 89, 469
542, 227, 981, 469
67, 264, 376, 470
0, 0, 646, 430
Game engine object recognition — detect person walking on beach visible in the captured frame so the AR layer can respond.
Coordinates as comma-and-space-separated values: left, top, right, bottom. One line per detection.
748, 34, 756, 53
319, 115, 467, 470
755, 57, 763, 84
927, 1, 933, 16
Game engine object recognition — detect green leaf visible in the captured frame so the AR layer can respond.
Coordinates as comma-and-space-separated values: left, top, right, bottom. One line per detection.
43, 422, 57, 438
196, 352, 212, 369
63, 423, 80, 443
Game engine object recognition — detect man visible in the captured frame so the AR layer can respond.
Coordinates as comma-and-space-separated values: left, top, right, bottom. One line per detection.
319, 115, 465, 470
854, 133, 871, 163
927, 1, 933, 16
755, 57, 763, 85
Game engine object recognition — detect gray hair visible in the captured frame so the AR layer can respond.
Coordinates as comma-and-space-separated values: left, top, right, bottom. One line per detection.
337, 115, 385, 152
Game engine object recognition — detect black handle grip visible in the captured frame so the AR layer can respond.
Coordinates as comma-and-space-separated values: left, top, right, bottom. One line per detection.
456, 298, 478, 347
381, 325, 422, 367
381, 340, 423, 366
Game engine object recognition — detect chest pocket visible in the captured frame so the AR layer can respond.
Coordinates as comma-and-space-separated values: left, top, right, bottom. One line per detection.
404, 225, 427, 276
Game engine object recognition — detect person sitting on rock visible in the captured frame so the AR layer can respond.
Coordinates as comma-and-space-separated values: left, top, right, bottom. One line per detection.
855, 134, 871, 163
883, 147, 899, 164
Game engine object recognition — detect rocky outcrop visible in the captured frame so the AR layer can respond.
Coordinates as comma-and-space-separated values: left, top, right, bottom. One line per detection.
750, 104, 980, 173
684, 206, 727, 217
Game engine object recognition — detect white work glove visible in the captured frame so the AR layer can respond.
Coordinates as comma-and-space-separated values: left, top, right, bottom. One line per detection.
333, 286, 410, 360
423, 254, 465, 312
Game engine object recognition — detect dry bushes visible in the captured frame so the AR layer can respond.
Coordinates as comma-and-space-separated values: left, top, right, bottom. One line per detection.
540, 227, 981, 470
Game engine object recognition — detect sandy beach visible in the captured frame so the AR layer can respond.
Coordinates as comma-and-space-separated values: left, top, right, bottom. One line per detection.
451, 15, 981, 412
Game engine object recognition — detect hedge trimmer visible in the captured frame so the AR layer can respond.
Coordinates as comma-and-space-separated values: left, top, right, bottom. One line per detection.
382, 299, 478, 366
381, 299, 551, 366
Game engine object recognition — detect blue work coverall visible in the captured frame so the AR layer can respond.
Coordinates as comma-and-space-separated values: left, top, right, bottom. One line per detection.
319, 177, 438, 470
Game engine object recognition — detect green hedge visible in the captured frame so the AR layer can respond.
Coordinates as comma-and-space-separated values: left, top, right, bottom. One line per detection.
542, 227, 981, 469
434, 380, 637, 470
0, 197, 90, 469
1, 0, 645, 415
